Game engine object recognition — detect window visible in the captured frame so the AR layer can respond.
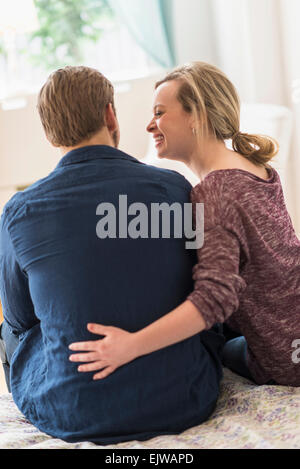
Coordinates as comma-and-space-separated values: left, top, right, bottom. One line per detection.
0, 0, 161, 100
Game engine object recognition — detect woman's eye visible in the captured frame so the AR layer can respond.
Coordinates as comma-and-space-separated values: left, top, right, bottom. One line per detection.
154, 111, 162, 117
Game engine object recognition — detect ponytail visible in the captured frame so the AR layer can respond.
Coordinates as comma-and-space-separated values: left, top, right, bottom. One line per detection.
232, 132, 279, 166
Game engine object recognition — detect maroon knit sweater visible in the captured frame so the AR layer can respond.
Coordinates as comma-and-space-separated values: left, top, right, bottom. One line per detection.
187, 166, 300, 386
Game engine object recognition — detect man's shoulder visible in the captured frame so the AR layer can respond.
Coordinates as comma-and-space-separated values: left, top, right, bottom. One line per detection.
1, 175, 50, 226
1, 152, 193, 225
1, 194, 27, 230
137, 161, 193, 194
112, 147, 191, 192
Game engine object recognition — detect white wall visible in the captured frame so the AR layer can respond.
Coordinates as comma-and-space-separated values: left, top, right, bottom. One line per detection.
0, 96, 59, 188
172, 0, 287, 105
172, 0, 218, 66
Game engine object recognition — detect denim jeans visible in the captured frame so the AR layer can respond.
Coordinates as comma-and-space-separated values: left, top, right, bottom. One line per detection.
222, 335, 255, 382
0, 321, 20, 392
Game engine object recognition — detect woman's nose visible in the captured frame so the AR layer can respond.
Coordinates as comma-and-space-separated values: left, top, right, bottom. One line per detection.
146, 117, 157, 133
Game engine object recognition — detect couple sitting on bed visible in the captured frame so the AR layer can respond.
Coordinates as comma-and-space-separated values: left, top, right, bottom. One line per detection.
0, 62, 300, 445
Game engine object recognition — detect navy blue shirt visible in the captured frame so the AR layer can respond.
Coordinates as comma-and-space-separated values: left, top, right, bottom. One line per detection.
0, 145, 223, 444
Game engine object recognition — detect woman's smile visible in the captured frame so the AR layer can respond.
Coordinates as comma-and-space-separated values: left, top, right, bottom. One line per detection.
146, 80, 195, 162
153, 133, 164, 148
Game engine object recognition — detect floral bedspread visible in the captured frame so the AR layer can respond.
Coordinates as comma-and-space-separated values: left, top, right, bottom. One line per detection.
1, 369, 300, 449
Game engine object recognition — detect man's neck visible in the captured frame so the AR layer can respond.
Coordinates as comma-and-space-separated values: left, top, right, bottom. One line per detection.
60, 129, 116, 157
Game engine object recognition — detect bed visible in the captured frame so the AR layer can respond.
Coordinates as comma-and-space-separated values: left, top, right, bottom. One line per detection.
1, 368, 300, 449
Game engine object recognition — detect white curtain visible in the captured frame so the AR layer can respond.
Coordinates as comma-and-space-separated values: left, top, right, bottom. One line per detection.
107, 0, 175, 69
209, 0, 300, 234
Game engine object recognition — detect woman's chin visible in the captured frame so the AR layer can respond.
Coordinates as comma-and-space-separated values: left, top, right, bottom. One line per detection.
155, 145, 185, 163
157, 152, 184, 164
155, 148, 166, 159
156, 148, 174, 160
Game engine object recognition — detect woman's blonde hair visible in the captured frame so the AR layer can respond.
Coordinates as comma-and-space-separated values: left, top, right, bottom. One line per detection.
155, 62, 278, 167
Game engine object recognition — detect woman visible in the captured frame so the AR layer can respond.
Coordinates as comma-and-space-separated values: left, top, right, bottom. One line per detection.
69, 62, 300, 386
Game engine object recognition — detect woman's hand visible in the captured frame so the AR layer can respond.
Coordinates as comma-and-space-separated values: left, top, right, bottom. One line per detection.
68, 323, 138, 380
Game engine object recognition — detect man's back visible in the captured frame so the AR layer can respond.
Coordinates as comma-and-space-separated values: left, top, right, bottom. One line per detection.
0, 145, 223, 444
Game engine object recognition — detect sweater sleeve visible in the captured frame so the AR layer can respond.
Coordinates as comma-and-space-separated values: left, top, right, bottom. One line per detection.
187, 177, 247, 330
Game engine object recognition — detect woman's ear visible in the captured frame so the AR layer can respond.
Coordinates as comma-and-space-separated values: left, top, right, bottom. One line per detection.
190, 117, 199, 136
190, 114, 209, 138
189, 111, 199, 131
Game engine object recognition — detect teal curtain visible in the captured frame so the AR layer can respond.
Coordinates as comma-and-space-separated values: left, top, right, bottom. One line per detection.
106, 0, 176, 69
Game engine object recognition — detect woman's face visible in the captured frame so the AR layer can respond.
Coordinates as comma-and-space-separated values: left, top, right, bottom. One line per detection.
146, 80, 196, 163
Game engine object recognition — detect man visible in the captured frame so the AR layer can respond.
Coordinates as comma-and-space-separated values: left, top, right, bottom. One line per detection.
0, 66, 223, 444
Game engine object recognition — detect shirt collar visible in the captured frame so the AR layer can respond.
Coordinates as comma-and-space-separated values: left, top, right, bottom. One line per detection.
55, 145, 143, 169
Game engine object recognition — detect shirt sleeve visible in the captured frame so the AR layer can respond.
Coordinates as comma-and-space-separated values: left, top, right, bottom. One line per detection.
0, 211, 38, 336
187, 178, 247, 330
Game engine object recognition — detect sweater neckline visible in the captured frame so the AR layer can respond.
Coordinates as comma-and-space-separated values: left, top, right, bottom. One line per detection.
203, 165, 276, 184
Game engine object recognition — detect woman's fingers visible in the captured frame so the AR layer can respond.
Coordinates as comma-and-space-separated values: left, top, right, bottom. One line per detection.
93, 366, 116, 380
69, 324, 111, 351
87, 323, 110, 335
68, 324, 127, 379
77, 361, 107, 372
69, 352, 99, 363
69, 340, 98, 351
